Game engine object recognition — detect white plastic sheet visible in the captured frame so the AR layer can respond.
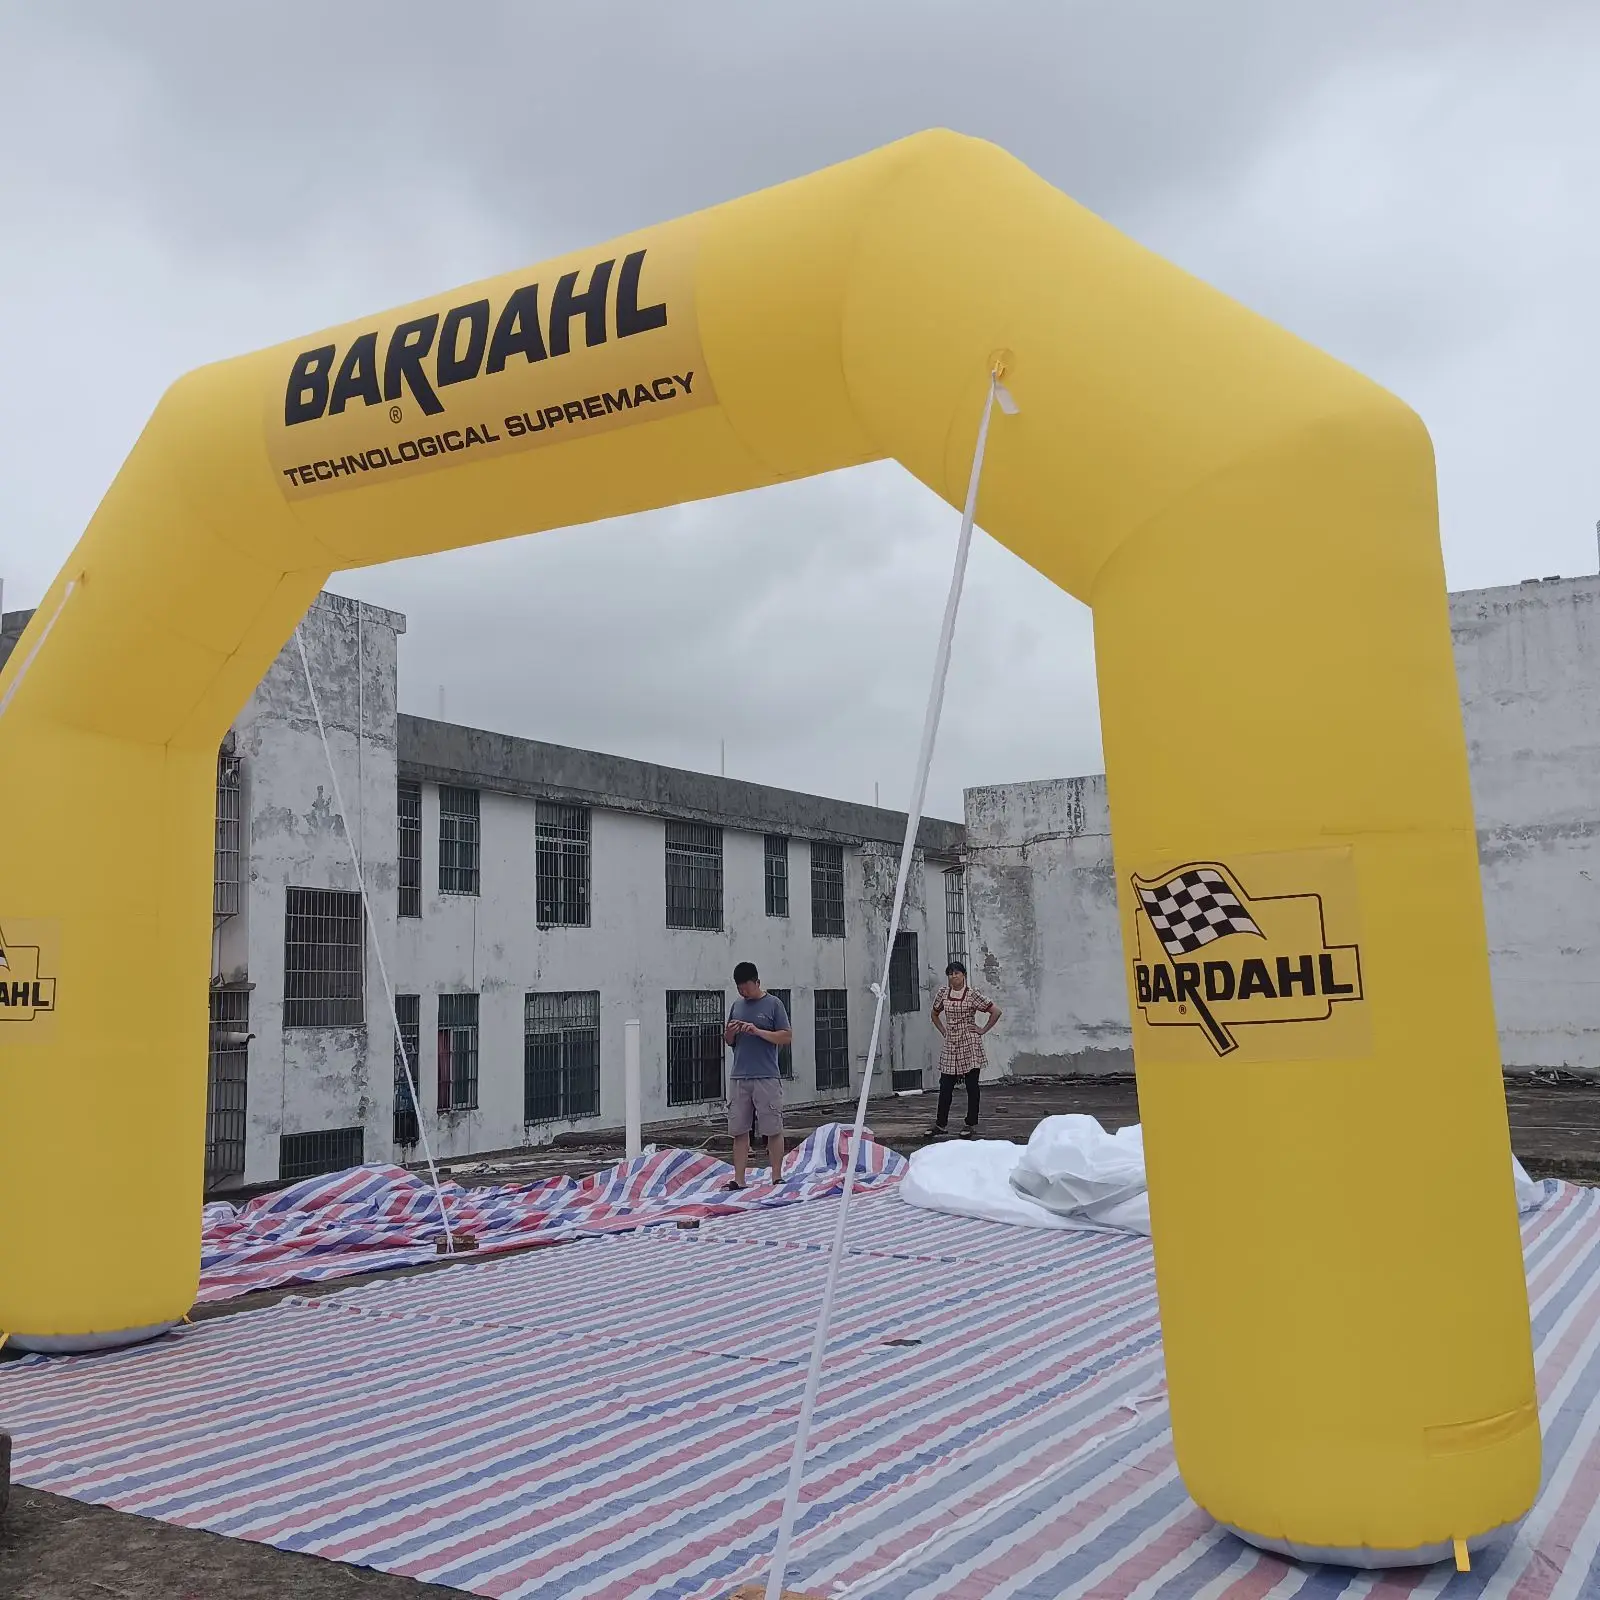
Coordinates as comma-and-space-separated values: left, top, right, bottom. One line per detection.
900, 1114, 1550, 1237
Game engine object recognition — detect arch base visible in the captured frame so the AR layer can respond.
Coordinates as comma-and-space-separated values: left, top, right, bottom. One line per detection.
1221, 1521, 1510, 1570
7, 1322, 177, 1356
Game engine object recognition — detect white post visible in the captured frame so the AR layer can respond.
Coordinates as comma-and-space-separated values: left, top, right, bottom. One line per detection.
624, 1019, 642, 1159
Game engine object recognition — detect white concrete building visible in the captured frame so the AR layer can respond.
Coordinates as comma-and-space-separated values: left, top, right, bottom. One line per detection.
965, 574, 1600, 1080
200, 592, 964, 1188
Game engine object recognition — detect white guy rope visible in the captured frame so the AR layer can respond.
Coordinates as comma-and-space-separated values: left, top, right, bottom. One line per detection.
0, 578, 77, 725
764, 367, 1017, 1600
294, 623, 455, 1254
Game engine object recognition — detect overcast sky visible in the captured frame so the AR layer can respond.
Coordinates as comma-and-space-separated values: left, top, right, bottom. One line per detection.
3, 2, 1597, 819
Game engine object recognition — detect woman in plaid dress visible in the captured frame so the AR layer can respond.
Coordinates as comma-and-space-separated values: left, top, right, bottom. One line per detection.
930, 961, 1001, 1138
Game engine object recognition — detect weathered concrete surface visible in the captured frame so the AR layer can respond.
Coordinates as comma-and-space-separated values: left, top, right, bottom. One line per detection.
1456, 576, 1600, 1072
963, 777, 1132, 1078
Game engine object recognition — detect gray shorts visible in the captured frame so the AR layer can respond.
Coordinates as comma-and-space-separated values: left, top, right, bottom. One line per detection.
728, 1077, 784, 1138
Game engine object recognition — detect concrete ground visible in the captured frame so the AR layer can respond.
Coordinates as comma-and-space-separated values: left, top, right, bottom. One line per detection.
6, 1073, 1599, 1598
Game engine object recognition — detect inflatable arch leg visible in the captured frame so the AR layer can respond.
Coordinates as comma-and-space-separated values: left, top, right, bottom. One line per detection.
0, 130, 1537, 1562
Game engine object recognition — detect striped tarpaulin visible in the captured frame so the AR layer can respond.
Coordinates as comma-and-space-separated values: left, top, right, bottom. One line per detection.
197, 1123, 904, 1302
3, 1177, 1597, 1598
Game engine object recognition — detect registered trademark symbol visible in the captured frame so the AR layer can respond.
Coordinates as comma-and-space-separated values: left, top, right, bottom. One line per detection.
389, 405, 403, 424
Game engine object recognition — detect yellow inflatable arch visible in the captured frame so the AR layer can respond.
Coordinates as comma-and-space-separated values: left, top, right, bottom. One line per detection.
0, 131, 1536, 1562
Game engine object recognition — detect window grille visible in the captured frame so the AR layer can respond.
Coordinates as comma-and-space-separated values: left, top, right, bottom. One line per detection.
764, 835, 790, 918
205, 987, 248, 1188
945, 867, 968, 966
665, 821, 723, 930
536, 803, 591, 927
667, 989, 725, 1105
524, 991, 601, 1122
439, 785, 480, 895
768, 987, 794, 1080
890, 930, 921, 1014
814, 989, 851, 1092
279, 1126, 364, 1182
214, 752, 242, 919
437, 992, 480, 1111
393, 993, 421, 1147
811, 842, 845, 938
397, 781, 422, 918
283, 888, 364, 1027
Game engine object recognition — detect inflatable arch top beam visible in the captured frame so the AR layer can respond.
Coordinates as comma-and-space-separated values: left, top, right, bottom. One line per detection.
0, 130, 1536, 1560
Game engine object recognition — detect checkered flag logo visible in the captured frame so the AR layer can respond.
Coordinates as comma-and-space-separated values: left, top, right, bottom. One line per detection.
1137, 867, 1263, 957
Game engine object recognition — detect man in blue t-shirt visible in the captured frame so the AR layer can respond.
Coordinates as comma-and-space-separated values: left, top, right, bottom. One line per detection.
723, 961, 792, 1190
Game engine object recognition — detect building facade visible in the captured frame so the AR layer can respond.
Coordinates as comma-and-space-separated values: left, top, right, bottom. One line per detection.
206, 592, 964, 1188
964, 574, 1600, 1079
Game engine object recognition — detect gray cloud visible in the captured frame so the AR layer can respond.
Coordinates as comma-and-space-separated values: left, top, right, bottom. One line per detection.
3, 2, 1597, 816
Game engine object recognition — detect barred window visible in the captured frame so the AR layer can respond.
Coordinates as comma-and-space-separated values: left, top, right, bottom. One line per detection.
667, 989, 725, 1105
214, 751, 242, 918
536, 803, 591, 928
764, 835, 790, 918
811, 842, 845, 938
283, 888, 364, 1027
768, 987, 795, 1080
393, 993, 421, 1147
666, 821, 723, 930
525, 991, 601, 1123
280, 1126, 363, 1182
945, 867, 967, 966
814, 989, 851, 1092
205, 987, 248, 1188
890, 930, 921, 1014
439, 785, 480, 895
437, 992, 479, 1111
398, 781, 422, 918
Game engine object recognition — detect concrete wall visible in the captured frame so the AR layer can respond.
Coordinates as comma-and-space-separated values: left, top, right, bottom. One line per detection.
966, 574, 1600, 1078
229, 592, 406, 1182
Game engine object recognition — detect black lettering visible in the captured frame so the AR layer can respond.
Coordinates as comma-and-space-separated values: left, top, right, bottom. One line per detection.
652, 376, 676, 400
505, 414, 527, 438
312, 460, 333, 482
673, 371, 695, 394
542, 405, 563, 428
1277, 955, 1316, 998
282, 467, 302, 485
0, 983, 9, 1006
632, 383, 656, 405
365, 449, 386, 469
616, 249, 668, 337
484, 422, 501, 441
399, 439, 420, 461
1203, 961, 1235, 1002
1150, 964, 1176, 1003
330, 456, 351, 478
11, 981, 28, 1007
285, 345, 335, 425
464, 425, 486, 447
1237, 959, 1276, 1000
328, 332, 381, 415
383, 316, 444, 416
442, 430, 464, 452
1174, 963, 1201, 1004
1319, 953, 1356, 996
1135, 964, 1151, 1004
562, 400, 586, 424
418, 436, 439, 457
31, 983, 48, 1009
486, 285, 547, 371
602, 387, 632, 414
437, 299, 490, 387
583, 395, 604, 419
349, 453, 369, 473
548, 257, 614, 356
298, 462, 315, 481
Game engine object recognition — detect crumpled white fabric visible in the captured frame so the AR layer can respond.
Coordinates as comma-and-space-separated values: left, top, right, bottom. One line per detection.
900, 1113, 1551, 1237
